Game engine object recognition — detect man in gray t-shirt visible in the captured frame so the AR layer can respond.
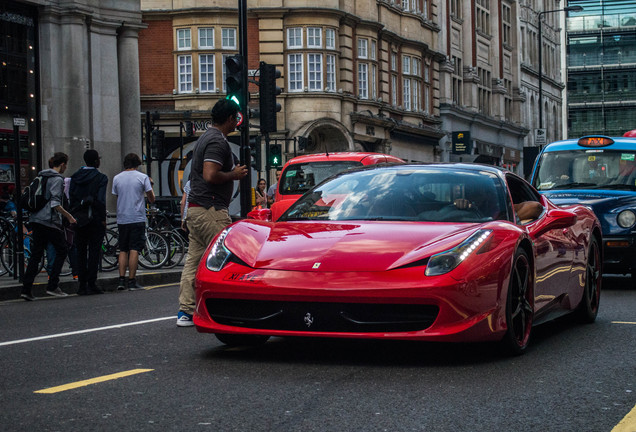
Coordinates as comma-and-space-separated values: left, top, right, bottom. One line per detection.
177, 99, 247, 327
112, 153, 155, 290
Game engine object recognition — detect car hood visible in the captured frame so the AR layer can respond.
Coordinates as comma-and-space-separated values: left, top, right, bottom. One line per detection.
224, 221, 480, 272
542, 190, 636, 207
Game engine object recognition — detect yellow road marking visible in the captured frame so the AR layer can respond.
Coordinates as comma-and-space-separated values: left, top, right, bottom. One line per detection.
613, 404, 636, 432
34, 369, 153, 394
612, 321, 636, 325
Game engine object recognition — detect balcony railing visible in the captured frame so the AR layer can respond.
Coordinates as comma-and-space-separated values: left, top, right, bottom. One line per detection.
568, 13, 636, 32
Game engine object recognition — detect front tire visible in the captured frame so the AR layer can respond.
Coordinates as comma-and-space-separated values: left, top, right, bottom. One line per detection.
501, 248, 534, 355
576, 236, 601, 323
215, 333, 270, 347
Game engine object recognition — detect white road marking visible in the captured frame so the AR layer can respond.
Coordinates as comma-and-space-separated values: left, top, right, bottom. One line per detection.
0, 316, 176, 347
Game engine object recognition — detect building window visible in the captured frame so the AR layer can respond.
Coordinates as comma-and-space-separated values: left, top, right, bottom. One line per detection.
504, 78, 512, 120
308, 53, 323, 91
222, 28, 236, 49
288, 53, 304, 91
450, 0, 462, 18
326, 28, 336, 49
476, 0, 491, 35
391, 52, 397, 71
287, 27, 303, 49
502, 3, 511, 46
402, 0, 410, 11
326, 54, 336, 91
358, 38, 368, 59
307, 27, 322, 48
199, 54, 215, 92
178, 55, 192, 93
198, 28, 214, 49
452, 56, 462, 105
371, 64, 377, 99
403, 78, 412, 110
478, 67, 491, 115
391, 74, 398, 106
222, 54, 231, 92
403, 55, 411, 75
358, 63, 368, 99
177, 29, 191, 50
370, 40, 377, 60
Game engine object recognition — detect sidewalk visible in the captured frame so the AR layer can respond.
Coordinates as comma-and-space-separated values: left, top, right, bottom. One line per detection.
0, 266, 183, 302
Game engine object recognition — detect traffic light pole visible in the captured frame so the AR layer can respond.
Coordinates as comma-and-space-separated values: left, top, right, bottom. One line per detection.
238, 0, 251, 218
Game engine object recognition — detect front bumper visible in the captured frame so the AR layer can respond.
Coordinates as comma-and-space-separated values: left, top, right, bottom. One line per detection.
602, 235, 636, 275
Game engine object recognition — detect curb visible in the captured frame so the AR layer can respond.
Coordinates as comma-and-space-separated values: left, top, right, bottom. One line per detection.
0, 270, 182, 302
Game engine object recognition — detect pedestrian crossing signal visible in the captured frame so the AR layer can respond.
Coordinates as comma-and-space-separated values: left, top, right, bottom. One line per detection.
269, 143, 282, 167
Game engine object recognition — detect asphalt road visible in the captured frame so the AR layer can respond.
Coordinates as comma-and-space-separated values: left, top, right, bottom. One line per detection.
0, 276, 634, 432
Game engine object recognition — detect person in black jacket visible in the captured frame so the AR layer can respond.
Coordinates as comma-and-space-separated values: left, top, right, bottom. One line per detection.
69, 149, 108, 295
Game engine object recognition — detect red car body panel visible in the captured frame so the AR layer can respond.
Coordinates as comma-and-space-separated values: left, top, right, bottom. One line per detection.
270, 152, 404, 221
195, 164, 601, 345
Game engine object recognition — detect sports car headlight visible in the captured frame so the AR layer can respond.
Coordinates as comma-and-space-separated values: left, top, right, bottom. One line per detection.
206, 228, 232, 271
617, 210, 636, 228
425, 230, 492, 276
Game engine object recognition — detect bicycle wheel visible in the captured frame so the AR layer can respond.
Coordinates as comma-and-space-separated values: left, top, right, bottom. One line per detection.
100, 228, 119, 272
161, 230, 186, 269
3, 234, 44, 277
138, 231, 169, 269
0, 237, 11, 276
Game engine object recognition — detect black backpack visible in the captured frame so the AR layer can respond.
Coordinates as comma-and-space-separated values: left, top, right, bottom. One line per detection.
20, 175, 50, 212
69, 179, 100, 227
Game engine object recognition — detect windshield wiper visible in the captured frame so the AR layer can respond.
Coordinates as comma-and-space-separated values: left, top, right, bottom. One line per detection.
553, 182, 597, 189
593, 184, 636, 191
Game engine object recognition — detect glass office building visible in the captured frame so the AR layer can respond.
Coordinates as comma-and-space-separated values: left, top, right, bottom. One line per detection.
566, 0, 636, 137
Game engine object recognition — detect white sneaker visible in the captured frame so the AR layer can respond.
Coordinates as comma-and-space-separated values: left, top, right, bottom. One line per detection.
46, 288, 69, 297
176, 311, 195, 327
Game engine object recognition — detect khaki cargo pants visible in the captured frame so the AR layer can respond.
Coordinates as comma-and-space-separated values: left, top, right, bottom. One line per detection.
178, 206, 232, 315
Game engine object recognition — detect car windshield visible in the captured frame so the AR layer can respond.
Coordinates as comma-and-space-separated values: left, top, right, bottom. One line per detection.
534, 150, 636, 191
281, 167, 508, 223
279, 161, 363, 196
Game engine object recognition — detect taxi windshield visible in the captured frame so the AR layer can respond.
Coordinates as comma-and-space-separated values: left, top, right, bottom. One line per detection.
279, 161, 363, 196
282, 167, 508, 223
534, 150, 636, 191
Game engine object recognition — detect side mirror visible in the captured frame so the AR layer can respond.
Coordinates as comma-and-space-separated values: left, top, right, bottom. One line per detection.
247, 208, 272, 221
531, 209, 577, 238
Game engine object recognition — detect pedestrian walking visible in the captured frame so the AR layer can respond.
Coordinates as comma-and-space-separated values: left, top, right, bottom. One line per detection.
69, 149, 108, 295
112, 153, 155, 291
20, 152, 77, 301
267, 169, 281, 207
176, 99, 247, 327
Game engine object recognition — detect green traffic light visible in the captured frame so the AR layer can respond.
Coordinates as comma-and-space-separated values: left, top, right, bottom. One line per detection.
226, 94, 241, 108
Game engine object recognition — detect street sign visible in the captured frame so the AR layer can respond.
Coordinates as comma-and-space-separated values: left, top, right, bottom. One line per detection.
13, 118, 26, 127
534, 128, 547, 146
452, 131, 472, 154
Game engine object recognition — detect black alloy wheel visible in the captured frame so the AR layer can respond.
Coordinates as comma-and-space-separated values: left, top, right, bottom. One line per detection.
576, 236, 601, 323
501, 248, 533, 355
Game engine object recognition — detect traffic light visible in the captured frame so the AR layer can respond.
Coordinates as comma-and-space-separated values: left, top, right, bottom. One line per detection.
184, 121, 195, 137
259, 62, 282, 133
150, 129, 165, 159
269, 143, 282, 167
250, 144, 261, 170
225, 55, 245, 108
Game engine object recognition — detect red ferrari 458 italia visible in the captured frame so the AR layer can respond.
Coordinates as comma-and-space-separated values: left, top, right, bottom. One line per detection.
195, 164, 602, 354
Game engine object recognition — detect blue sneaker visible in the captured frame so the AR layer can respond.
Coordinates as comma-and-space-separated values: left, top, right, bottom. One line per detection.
176, 311, 194, 327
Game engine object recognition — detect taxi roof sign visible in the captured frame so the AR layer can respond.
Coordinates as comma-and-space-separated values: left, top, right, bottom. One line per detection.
577, 136, 615, 147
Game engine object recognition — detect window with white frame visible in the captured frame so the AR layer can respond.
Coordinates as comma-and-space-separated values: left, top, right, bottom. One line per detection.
326, 54, 336, 91
391, 52, 397, 71
177, 29, 191, 50
222, 28, 236, 49
287, 28, 303, 49
371, 64, 377, 99
391, 74, 398, 106
308, 53, 323, 91
288, 53, 304, 91
402, 0, 410, 11
358, 63, 368, 99
199, 54, 215, 92
403, 78, 411, 110
326, 28, 336, 49
412, 80, 420, 111
370, 40, 377, 60
403, 55, 411, 75
358, 38, 368, 59
178, 55, 192, 92
307, 27, 322, 48
198, 28, 214, 49
222, 53, 231, 92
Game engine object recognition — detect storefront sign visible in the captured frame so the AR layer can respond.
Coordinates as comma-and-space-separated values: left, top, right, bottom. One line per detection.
452, 131, 472, 154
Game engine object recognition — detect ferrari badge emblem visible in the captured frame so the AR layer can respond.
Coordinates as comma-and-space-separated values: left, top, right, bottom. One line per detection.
304, 313, 314, 327
312, 262, 321, 269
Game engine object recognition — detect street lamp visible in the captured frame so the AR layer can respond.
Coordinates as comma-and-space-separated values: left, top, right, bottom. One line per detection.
538, 5, 583, 130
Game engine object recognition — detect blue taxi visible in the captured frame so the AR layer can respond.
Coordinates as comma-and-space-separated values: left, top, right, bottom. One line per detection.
531, 134, 636, 281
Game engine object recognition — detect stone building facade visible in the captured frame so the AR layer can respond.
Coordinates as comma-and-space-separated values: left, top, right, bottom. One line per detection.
138, 0, 570, 191
1, 0, 144, 209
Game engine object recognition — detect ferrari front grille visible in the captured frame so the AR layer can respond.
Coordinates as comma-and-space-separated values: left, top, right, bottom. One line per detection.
206, 299, 439, 333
